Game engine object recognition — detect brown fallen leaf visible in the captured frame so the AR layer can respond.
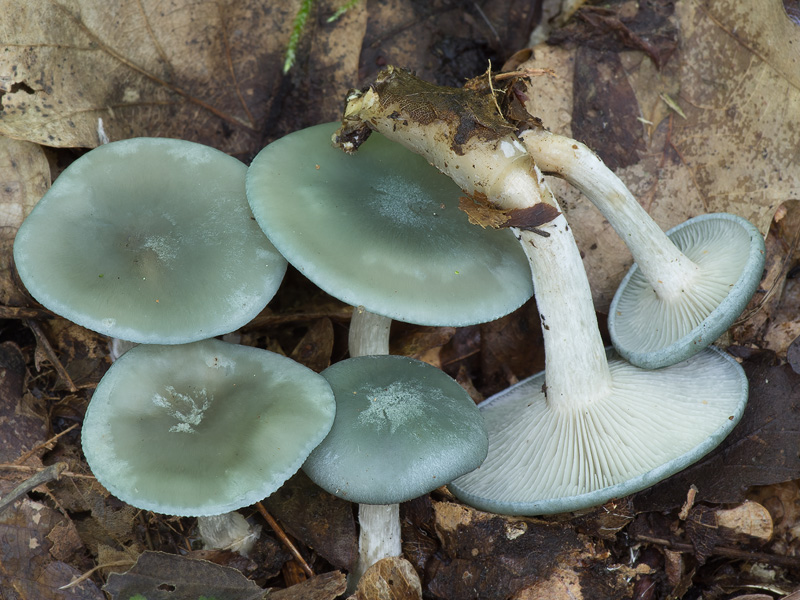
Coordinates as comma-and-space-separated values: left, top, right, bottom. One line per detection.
289, 317, 335, 373
685, 501, 774, 564
0, 495, 104, 599
427, 500, 585, 600
103, 551, 264, 600
263, 471, 358, 572
521, 0, 798, 310
458, 193, 561, 231
0, 341, 48, 472
0, 0, 299, 156
269, 570, 347, 600
0, 136, 49, 307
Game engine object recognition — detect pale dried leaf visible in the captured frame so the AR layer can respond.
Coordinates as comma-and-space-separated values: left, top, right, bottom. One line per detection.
0, 0, 300, 155
523, 0, 799, 310
0, 136, 49, 306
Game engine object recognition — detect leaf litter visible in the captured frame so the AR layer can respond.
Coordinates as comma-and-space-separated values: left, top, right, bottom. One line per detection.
1, 0, 800, 598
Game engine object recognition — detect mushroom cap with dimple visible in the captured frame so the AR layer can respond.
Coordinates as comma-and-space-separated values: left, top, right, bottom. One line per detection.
13, 138, 287, 344
449, 346, 747, 515
246, 122, 533, 327
81, 339, 335, 517
608, 213, 765, 369
303, 355, 488, 505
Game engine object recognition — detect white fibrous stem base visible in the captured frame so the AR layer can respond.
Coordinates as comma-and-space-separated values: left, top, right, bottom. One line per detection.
349, 503, 402, 591
520, 128, 701, 302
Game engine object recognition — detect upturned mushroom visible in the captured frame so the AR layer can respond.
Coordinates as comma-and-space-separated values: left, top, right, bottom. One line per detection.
333, 66, 749, 515
303, 354, 487, 586
81, 338, 335, 517
13, 138, 287, 344
521, 128, 765, 369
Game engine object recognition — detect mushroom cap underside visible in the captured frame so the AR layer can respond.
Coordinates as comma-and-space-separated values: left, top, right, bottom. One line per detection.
608, 213, 765, 369
448, 346, 747, 515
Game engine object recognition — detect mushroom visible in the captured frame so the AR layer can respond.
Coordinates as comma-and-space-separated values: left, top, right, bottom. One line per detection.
13, 137, 287, 344
303, 354, 487, 586
81, 338, 335, 517
520, 128, 765, 368
246, 121, 534, 354
334, 66, 749, 515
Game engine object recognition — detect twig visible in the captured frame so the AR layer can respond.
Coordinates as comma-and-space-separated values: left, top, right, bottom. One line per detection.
26, 319, 78, 392
58, 560, 136, 590
494, 68, 557, 81
256, 502, 315, 577
0, 305, 53, 319
0, 464, 95, 479
0, 462, 68, 513
635, 534, 800, 569
14, 423, 79, 465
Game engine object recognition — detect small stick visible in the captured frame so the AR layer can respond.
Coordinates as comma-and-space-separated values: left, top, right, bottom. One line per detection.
0, 462, 68, 513
14, 423, 79, 465
26, 319, 78, 393
255, 501, 315, 578
58, 560, 136, 590
0, 305, 53, 319
635, 534, 800, 569
0, 464, 95, 479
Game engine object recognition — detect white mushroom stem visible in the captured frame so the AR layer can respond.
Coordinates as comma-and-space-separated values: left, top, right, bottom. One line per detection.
346, 307, 400, 589
348, 308, 392, 357
520, 128, 700, 303
350, 504, 402, 588
517, 219, 611, 406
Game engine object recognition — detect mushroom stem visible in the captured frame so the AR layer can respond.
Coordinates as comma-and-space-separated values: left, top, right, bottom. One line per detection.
348, 308, 392, 357
520, 128, 700, 303
517, 220, 611, 406
351, 503, 402, 587
346, 308, 399, 589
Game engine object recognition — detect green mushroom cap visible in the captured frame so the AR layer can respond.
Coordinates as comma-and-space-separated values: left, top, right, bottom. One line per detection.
303, 355, 488, 504
246, 122, 533, 327
82, 339, 335, 517
14, 138, 287, 344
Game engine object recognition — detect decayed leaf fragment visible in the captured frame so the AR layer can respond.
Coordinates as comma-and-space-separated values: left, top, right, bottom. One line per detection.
459, 192, 561, 231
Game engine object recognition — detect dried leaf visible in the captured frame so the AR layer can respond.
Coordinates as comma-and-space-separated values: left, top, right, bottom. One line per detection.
0, 497, 104, 599
458, 193, 561, 231
0, 341, 47, 467
103, 551, 263, 600
269, 571, 347, 600
522, 0, 798, 309
263, 471, 358, 571
0, 136, 49, 306
0, 0, 299, 156
427, 501, 584, 600
289, 317, 334, 372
